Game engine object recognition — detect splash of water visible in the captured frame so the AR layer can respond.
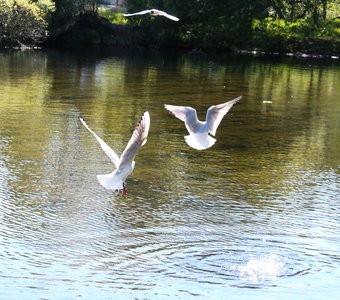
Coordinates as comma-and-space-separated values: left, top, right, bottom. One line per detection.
238, 253, 285, 284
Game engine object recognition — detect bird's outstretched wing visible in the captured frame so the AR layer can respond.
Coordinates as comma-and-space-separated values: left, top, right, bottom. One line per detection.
206, 96, 242, 136
124, 9, 152, 17
118, 111, 150, 169
153, 9, 179, 21
80, 118, 120, 167
164, 104, 200, 133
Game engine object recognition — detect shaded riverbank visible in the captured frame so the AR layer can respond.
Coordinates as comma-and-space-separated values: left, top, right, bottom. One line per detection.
1, 12, 339, 58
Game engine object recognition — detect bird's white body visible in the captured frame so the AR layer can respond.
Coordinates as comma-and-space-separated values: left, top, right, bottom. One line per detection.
96, 162, 135, 191
184, 132, 216, 150
124, 9, 179, 21
165, 96, 241, 150
80, 111, 150, 192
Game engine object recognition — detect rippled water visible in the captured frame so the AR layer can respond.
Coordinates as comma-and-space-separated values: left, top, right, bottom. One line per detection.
0, 49, 340, 299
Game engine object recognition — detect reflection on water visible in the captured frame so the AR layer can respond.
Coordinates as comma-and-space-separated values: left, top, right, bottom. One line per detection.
0, 49, 340, 299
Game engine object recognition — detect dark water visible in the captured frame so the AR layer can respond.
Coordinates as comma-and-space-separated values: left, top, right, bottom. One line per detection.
0, 48, 339, 299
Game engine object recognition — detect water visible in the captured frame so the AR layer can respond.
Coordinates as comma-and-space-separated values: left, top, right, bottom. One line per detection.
0, 48, 339, 299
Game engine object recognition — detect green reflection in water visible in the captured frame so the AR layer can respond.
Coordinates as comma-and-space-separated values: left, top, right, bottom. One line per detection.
0, 49, 339, 298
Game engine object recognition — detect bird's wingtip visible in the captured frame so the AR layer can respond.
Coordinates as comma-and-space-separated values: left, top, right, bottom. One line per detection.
142, 110, 150, 120
164, 104, 174, 115
142, 111, 151, 126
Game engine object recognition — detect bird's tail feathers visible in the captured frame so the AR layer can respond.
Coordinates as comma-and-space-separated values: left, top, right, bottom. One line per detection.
97, 172, 123, 190
184, 134, 216, 150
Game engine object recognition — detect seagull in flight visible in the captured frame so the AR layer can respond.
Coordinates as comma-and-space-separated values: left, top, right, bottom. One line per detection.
80, 111, 150, 195
165, 97, 241, 150
124, 9, 179, 21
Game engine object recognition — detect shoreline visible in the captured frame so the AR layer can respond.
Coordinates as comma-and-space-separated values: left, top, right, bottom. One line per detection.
1, 40, 338, 62
1, 13, 339, 60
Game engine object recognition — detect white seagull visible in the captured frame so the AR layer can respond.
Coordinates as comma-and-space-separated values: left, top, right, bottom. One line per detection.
124, 9, 179, 21
164, 96, 241, 150
80, 111, 150, 194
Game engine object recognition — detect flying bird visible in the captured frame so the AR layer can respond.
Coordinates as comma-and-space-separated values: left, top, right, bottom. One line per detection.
124, 9, 179, 21
165, 96, 241, 150
80, 111, 150, 194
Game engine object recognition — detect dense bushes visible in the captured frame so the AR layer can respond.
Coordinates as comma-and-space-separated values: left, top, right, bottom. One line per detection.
124, 0, 264, 50
98, 9, 127, 25
0, 0, 54, 45
251, 17, 340, 53
51, 0, 97, 25
122, 0, 340, 54
1, 0, 339, 54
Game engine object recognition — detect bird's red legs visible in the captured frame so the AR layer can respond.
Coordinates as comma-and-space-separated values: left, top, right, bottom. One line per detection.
122, 183, 127, 196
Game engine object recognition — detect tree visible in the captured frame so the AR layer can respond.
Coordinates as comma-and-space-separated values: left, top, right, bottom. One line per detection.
268, 0, 338, 23
125, 0, 270, 48
51, 0, 99, 25
0, 0, 54, 46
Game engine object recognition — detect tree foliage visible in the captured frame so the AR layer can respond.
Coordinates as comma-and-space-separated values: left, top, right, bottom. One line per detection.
125, 0, 270, 49
268, 0, 340, 23
125, 0, 340, 52
51, 0, 99, 24
1, 0, 339, 52
252, 1, 340, 53
0, 0, 54, 45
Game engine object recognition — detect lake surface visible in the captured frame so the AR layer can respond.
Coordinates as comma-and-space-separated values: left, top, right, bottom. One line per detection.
0, 48, 339, 299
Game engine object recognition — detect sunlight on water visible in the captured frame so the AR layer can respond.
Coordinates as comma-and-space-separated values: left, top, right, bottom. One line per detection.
0, 49, 340, 299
